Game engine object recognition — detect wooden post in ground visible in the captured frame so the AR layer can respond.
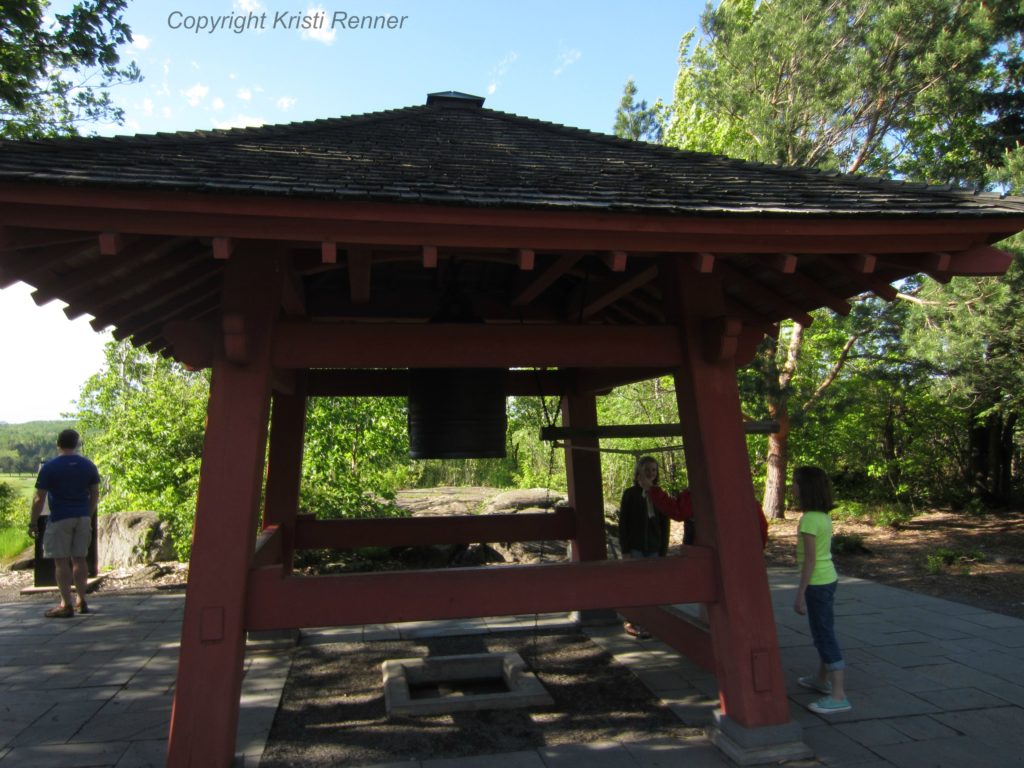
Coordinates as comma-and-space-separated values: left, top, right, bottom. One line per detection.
263, 371, 308, 574
561, 389, 607, 563
661, 257, 790, 728
167, 246, 282, 767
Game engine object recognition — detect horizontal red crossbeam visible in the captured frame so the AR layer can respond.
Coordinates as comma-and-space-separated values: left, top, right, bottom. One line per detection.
293, 508, 577, 550
274, 323, 682, 368
244, 551, 718, 630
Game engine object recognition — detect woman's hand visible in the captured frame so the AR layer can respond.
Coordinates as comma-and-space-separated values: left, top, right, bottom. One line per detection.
793, 591, 806, 615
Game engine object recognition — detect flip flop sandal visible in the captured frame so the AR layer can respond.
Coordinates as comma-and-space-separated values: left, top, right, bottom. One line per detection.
78, 601, 89, 614
44, 606, 73, 619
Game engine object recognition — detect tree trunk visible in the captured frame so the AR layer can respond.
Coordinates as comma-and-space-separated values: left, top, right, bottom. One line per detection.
763, 411, 790, 520
761, 323, 803, 520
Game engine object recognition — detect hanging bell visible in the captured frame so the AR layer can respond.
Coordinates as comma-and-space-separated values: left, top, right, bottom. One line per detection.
408, 368, 508, 459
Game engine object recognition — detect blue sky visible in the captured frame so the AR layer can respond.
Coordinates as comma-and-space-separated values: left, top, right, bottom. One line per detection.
0, 0, 705, 423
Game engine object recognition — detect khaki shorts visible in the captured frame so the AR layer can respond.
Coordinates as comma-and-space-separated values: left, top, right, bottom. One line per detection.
42, 516, 92, 559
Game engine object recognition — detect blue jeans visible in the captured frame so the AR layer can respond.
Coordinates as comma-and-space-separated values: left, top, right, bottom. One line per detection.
805, 581, 845, 671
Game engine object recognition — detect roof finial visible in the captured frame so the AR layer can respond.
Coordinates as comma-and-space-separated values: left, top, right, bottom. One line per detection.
426, 91, 485, 108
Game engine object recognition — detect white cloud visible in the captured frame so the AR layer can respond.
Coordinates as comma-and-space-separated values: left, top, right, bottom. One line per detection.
161, 106, 173, 119
553, 49, 582, 76
212, 98, 225, 111
191, 61, 201, 71
142, 98, 154, 116
131, 33, 151, 51
238, 88, 253, 101
301, 5, 335, 45
213, 114, 266, 130
235, 0, 264, 11
277, 97, 297, 110
182, 83, 209, 107
487, 51, 519, 96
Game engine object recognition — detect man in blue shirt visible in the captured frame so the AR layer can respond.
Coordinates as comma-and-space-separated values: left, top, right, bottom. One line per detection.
29, 429, 100, 618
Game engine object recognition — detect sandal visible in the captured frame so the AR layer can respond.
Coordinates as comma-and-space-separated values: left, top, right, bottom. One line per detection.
44, 605, 73, 619
77, 600, 89, 614
624, 623, 652, 640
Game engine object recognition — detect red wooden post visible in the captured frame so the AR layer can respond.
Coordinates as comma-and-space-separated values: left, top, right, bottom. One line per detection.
263, 372, 308, 573
561, 390, 606, 563
662, 258, 790, 728
167, 247, 281, 767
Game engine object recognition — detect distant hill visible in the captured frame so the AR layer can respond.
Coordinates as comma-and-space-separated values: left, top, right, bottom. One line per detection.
0, 421, 74, 474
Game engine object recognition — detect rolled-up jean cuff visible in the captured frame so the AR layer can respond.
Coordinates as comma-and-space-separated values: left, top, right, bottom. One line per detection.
825, 659, 846, 671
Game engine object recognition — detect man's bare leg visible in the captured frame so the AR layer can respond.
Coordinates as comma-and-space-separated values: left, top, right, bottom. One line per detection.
72, 556, 89, 611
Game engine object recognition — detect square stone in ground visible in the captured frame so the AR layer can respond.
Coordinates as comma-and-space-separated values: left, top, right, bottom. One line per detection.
834, 719, 912, 748
383, 651, 553, 717
874, 735, 1019, 768
886, 715, 959, 741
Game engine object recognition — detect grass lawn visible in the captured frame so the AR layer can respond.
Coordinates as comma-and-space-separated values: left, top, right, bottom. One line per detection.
1, 474, 36, 503
0, 527, 31, 561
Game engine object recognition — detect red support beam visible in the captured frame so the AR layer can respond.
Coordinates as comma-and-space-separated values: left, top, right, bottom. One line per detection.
513, 253, 581, 306
273, 322, 683, 369
561, 392, 607, 563
621, 605, 716, 672
293, 507, 576, 550
167, 246, 280, 768
661, 258, 790, 729
263, 374, 307, 575
244, 551, 718, 630
253, 525, 284, 569
578, 265, 659, 320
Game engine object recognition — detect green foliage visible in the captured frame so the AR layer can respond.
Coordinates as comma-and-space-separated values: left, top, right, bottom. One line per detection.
1, 0, 142, 138
0, 527, 31, 561
831, 533, 867, 555
75, 341, 209, 559
924, 546, 985, 574
613, 78, 663, 142
661, 0, 1002, 182
300, 396, 411, 519
0, 421, 72, 474
0, 481, 21, 528
830, 500, 916, 528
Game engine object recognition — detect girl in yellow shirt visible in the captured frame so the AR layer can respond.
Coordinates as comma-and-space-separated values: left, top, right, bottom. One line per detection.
793, 466, 851, 714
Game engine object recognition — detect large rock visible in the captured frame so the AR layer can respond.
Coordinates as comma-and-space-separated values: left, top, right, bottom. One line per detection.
481, 488, 567, 515
98, 511, 176, 569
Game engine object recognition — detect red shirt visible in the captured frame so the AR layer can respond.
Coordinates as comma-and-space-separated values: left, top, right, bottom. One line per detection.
647, 486, 768, 549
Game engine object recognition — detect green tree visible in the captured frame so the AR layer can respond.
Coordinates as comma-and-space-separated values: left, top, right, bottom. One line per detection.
1, 0, 141, 138
613, 78, 663, 142
659, 0, 1011, 516
0, 481, 20, 528
75, 340, 209, 557
300, 396, 411, 519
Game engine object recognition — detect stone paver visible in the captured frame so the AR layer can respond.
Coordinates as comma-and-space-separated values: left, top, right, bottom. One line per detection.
0, 568, 1022, 767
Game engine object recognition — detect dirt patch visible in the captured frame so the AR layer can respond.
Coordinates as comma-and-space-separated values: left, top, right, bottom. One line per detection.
762, 509, 1024, 621
260, 629, 694, 768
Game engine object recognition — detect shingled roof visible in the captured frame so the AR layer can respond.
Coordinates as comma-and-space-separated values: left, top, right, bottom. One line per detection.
1, 91, 1021, 218
1, 92, 1023, 361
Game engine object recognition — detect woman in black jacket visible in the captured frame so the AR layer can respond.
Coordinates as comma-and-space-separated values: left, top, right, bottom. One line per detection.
617, 456, 671, 638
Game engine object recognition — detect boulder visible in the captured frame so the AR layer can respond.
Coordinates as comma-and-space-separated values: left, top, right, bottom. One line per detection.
98, 511, 176, 569
482, 488, 567, 515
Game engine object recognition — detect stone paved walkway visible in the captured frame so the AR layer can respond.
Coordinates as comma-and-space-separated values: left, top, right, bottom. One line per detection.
0, 570, 1021, 767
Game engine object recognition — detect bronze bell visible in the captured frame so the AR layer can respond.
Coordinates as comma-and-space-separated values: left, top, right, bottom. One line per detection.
407, 368, 508, 459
